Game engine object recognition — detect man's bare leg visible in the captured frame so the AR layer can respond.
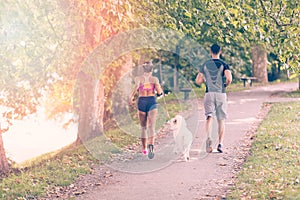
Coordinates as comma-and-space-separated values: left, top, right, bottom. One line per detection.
206, 116, 213, 153
217, 119, 225, 153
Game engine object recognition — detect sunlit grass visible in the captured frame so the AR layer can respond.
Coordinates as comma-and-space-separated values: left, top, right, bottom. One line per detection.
228, 101, 300, 199
192, 81, 262, 98
283, 90, 300, 98
0, 143, 96, 199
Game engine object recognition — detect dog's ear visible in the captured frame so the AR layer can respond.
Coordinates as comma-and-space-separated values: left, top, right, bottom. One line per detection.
173, 119, 177, 124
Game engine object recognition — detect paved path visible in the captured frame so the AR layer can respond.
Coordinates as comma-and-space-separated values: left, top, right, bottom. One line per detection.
76, 82, 299, 200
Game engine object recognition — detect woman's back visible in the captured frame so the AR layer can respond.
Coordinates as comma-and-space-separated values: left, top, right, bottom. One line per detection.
137, 75, 157, 97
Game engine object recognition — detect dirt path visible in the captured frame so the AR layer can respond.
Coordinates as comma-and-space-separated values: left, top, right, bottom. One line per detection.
70, 82, 298, 200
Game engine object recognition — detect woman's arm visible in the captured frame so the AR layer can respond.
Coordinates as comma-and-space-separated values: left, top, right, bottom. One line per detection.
129, 77, 140, 105
153, 77, 163, 96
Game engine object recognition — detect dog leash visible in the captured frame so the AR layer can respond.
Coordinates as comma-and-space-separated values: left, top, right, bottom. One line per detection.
161, 91, 171, 121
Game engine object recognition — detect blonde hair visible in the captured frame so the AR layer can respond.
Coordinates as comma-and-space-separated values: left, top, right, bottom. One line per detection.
142, 62, 154, 73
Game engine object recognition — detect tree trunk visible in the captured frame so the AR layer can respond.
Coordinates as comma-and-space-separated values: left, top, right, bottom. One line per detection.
75, 72, 104, 144
74, 53, 133, 144
174, 45, 180, 90
252, 45, 268, 83
159, 51, 163, 84
73, 1, 105, 144
109, 54, 133, 128
0, 133, 9, 173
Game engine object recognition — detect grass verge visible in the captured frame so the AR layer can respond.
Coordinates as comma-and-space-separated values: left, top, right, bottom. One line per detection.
228, 101, 300, 199
283, 90, 300, 98
0, 143, 97, 199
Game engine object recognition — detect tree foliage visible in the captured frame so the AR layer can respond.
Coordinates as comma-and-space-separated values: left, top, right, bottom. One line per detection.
131, 0, 299, 77
0, 0, 298, 129
0, 1, 71, 122
0, 0, 138, 123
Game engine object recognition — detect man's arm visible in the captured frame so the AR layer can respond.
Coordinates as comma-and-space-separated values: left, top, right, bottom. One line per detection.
195, 72, 205, 85
224, 70, 232, 87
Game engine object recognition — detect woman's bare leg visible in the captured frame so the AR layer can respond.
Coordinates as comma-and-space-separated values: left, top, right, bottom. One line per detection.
138, 111, 148, 151
147, 108, 157, 159
147, 108, 158, 145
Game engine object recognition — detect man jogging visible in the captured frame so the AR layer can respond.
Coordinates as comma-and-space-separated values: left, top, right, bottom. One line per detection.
196, 44, 232, 153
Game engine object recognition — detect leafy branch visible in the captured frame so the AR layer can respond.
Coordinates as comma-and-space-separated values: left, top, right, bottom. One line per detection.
258, 0, 297, 28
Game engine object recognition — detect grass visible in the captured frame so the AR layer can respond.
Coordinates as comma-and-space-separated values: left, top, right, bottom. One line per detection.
0, 143, 96, 199
283, 90, 300, 98
228, 101, 300, 199
192, 81, 267, 98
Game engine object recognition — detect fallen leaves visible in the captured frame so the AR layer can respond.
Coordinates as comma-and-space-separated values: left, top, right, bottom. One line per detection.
294, 177, 299, 185
103, 171, 113, 178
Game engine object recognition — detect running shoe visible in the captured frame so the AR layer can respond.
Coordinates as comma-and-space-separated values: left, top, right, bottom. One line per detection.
148, 144, 154, 159
217, 144, 223, 153
142, 149, 148, 155
206, 138, 213, 153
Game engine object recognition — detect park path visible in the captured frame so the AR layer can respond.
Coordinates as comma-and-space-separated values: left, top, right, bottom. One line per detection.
75, 82, 299, 200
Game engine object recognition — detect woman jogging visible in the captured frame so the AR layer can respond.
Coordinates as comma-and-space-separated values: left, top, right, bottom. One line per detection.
129, 62, 163, 159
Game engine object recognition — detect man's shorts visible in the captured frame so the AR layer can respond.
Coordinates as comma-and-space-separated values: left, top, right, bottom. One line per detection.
204, 92, 227, 120
137, 96, 157, 112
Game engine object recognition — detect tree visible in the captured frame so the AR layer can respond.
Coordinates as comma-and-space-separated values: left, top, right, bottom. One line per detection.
252, 45, 268, 83
0, 0, 71, 171
0, 128, 9, 173
235, 0, 299, 82
130, 0, 255, 79
145, 0, 299, 83
65, 0, 137, 143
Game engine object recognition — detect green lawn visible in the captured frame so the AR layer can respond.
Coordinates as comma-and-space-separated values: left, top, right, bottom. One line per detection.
0, 144, 96, 199
283, 90, 300, 98
228, 101, 300, 199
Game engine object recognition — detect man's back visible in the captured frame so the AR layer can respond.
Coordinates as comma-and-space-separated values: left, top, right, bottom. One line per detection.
200, 59, 229, 93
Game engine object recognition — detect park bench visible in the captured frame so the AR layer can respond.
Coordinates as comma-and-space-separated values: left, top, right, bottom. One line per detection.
180, 88, 192, 100
240, 77, 257, 87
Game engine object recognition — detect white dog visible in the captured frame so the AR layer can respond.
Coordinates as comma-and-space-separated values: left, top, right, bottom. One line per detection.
171, 115, 193, 161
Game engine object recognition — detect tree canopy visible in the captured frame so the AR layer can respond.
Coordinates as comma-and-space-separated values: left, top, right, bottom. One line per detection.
0, 0, 299, 130
138, 0, 299, 75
